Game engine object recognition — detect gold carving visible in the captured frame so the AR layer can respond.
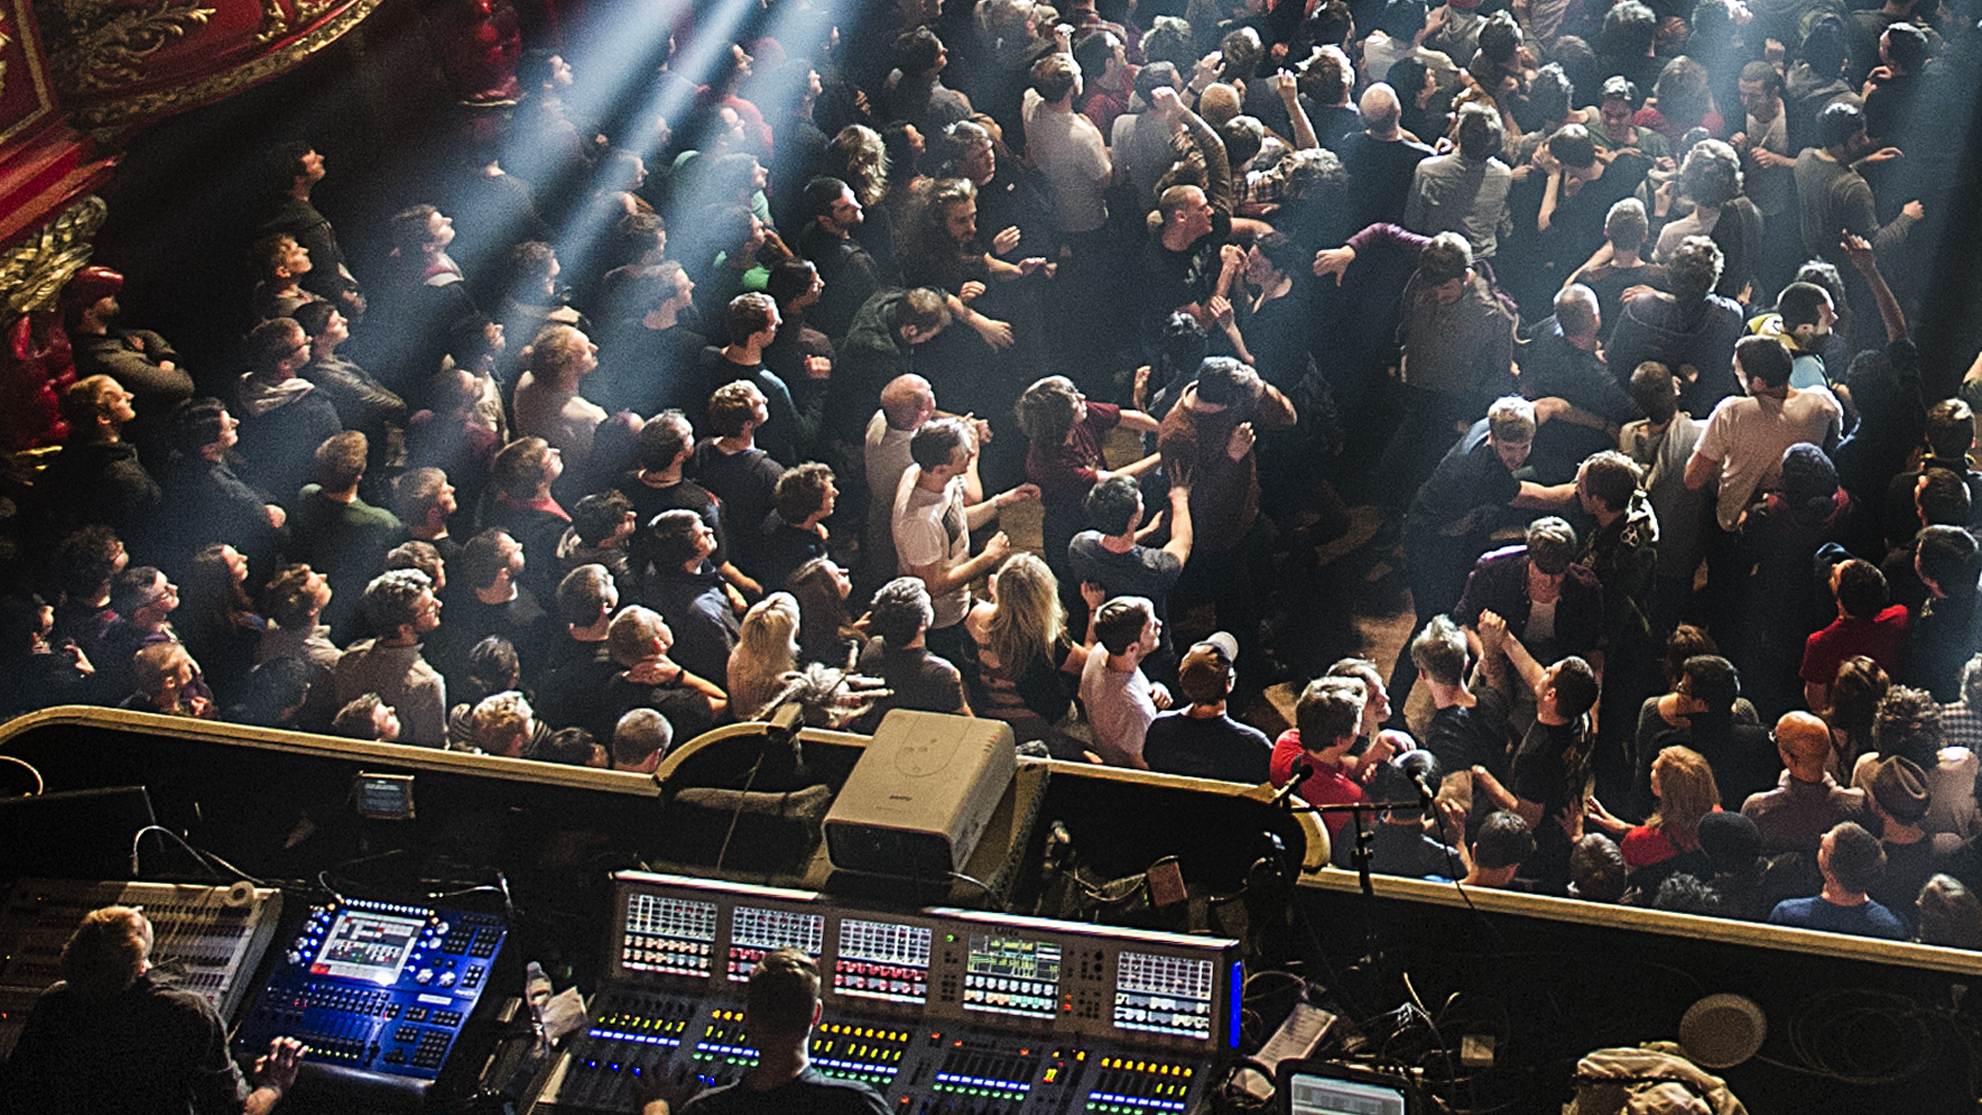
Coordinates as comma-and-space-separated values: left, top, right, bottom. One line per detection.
0, 196, 108, 318
52, 0, 216, 94
254, 0, 336, 44
73, 0, 377, 128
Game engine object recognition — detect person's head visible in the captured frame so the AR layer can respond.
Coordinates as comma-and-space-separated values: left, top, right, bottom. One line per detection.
1925, 398, 1975, 462
1539, 656, 1599, 720
1093, 596, 1159, 658
910, 416, 974, 476
1883, 22, 1931, 73
1359, 82, 1402, 137
1818, 99, 1868, 155
1248, 229, 1306, 285
897, 287, 952, 344
1870, 754, 1931, 826
53, 524, 127, 600
572, 490, 635, 547
1650, 56, 1711, 127
1775, 284, 1836, 354
868, 577, 935, 647
1648, 745, 1720, 835
1916, 525, 1981, 596
1677, 654, 1738, 716
1410, 614, 1470, 688
1485, 396, 1537, 470
1414, 233, 1475, 308
1917, 875, 1982, 949
60, 374, 137, 439
1569, 834, 1628, 903
1084, 475, 1143, 536
393, 467, 456, 528
1577, 451, 1641, 517
737, 589, 802, 662
526, 726, 605, 767
1873, 686, 1943, 766
1678, 139, 1742, 211
1651, 873, 1722, 914
879, 375, 936, 434
267, 140, 323, 194
1454, 102, 1504, 162
726, 292, 781, 349
1014, 375, 1086, 447
384, 541, 444, 591
363, 568, 438, 638
746, 946, 823, 1038
1530, 64, 1573, 125
986, 553, 1065, 672
1326, 658, 1390, 730
1547, 123, 1598, 173
1917, 467, 1971, 528
1698, 811, 1762, 879
826, 124, 889, 206
1821, 821, 1885, 895
492, 436, 560, 499
1295, 676, 1365, 756
1553, 283, 1600, 340
766, 260, 822, 313
234, 656, 311, 727
1177, 632, 1240, 706
896, 26, 946, 77
1824, 656, 1889, 741
612, 707, 674, 771
183, 544, 252, 620
1626, 361, 1678, 426
60, 906, 152, 998
1030, 50, 1081, 104
260, 563, 330, 629
1734, 334, 1792, 394
636, 410, 694, 473
1604, 197, 1650, 257
247, 317, 310, 381
526, 322, 599, 387
1666, 235, 1725, 305
1962, 653, 1982, 711
1525, 517, 1578, 577
1825, 558, 1888, 621
607, 605, 674, 666
648, 509, 717, 573
1193, 356, 1258, 408
471, 690, 534, 757
131, 641, 195, 706
708, 381, 768, 439
110, 566, 176, 625
458, 529, 523, 594
306, 430, 367, 494
1737, 60, 1784, 120
390, 203, 452, 255
941, 119, 997, 184
557, 564, 618, 630
1157, 184, 1215, 243
1473, 811, 1535, 872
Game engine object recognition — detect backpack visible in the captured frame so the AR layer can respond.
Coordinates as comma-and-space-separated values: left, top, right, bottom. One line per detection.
1563, 1043, 1748, 1115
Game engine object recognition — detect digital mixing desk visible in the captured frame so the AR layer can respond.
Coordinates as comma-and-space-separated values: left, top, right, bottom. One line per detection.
532, 872, 1243, 1115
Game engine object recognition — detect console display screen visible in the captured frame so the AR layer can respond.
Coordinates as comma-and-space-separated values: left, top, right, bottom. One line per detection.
311, 910, 425, 984
834, 918, 932, 1004
1287, 1072, 1409, 1115
1113, 951, 1214, 1040
621, 893, 719, 978
727, 906, 824, 980
963, 934, 1060, 1019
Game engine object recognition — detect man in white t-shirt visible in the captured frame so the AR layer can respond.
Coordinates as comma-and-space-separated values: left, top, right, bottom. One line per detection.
1079, 595, 1172, 768
1685, 334, 1842, 532
892, 417, 1038, 663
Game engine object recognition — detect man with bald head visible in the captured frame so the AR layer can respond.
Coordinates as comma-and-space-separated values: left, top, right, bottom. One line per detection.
1741, 711, 1870, 857
1335, 83, 1432, 230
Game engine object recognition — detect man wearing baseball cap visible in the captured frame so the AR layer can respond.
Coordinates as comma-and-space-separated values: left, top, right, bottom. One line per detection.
1141, 632, 1271, 783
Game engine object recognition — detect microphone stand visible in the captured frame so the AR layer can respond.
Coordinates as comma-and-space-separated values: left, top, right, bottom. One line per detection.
1291, 795, 1426, 1022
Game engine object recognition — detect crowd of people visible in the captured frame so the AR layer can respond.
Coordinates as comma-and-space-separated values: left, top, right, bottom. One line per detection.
6, 0, 1982, 943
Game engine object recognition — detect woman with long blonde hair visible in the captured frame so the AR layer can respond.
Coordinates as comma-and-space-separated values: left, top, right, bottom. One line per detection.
728, 592, 801, 721
960, 553, 1089, 748
1588, 744, 1721, 892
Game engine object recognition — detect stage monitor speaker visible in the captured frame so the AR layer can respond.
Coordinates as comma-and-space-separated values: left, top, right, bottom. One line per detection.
824, 711, 1015, 879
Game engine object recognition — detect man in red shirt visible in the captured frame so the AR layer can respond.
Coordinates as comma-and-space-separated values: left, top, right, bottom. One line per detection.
1802, 558, 1908, 711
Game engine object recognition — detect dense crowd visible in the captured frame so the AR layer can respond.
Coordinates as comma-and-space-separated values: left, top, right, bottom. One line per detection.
6, 0, 1982, 942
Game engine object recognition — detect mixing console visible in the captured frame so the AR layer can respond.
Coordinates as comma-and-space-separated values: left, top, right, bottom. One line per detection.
529, 872, 1241, 1115
231, 895, 508, 1091
0, 878, 282, 1058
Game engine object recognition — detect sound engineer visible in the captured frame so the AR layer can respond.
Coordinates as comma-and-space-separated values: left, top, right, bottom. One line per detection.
641, 947, 886, 1115
3, 904, 304, 1114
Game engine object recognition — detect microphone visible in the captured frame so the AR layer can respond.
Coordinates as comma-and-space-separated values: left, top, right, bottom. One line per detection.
1273, 761, 1315, 808
1411, 769, 1438, 809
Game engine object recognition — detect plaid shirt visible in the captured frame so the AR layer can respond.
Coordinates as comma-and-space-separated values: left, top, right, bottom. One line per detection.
1942, 700, 1982, 752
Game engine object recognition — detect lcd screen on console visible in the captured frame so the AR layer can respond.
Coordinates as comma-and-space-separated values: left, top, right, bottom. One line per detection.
1113, 951, 1214, 1040
963, 934, 1060, 1019
310, 910, 425, 984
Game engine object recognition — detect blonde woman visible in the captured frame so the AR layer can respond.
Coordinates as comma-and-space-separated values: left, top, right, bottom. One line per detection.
729, 592, 801, 721
1587, 744, 1720, 890
960, 553, 1090, 746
